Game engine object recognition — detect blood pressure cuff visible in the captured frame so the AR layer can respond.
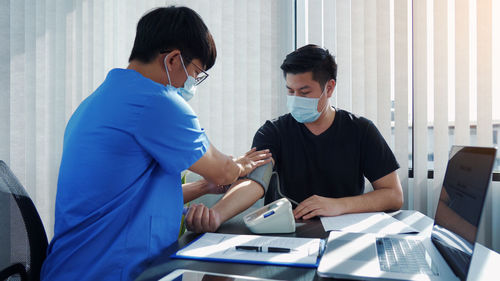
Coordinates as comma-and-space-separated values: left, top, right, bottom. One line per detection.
245, 161, 273, 197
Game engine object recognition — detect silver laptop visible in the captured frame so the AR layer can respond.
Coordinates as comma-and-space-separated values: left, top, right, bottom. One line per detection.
317, 146, 497, 281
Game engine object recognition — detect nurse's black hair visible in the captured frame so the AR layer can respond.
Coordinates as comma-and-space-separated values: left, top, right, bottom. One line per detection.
280, 44, 337, 89
129, 6, 217, 70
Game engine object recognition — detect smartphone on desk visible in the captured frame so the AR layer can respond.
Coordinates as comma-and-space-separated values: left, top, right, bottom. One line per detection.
159, 269, 283, 281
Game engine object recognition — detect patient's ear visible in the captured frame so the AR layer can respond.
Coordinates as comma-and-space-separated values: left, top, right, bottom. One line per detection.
326, 79, 336, 97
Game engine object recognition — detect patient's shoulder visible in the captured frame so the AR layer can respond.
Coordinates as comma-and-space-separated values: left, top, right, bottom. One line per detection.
266, 113, 297, 129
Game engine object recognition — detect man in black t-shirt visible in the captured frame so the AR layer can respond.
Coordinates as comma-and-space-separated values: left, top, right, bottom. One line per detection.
187, 45, 403, 231
253, 45, 403, 220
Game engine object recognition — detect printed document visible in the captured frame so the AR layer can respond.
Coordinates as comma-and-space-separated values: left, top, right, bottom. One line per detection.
173, 233, 322, 267
320, 212, 419, 234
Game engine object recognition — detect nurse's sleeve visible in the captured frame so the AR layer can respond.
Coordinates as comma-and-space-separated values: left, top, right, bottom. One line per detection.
134, 93, 210, 174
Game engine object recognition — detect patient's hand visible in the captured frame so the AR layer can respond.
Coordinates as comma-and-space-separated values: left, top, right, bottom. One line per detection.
293, 195, 344, 220
185, 203, 222, 233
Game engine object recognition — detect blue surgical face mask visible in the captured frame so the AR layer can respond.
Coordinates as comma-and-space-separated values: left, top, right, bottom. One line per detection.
164, 55, 197, 102
286, 86, 327, 123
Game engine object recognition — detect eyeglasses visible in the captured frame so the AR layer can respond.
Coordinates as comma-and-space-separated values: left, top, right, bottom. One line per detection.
161, 50, 209, 86
190, 62, 209, 86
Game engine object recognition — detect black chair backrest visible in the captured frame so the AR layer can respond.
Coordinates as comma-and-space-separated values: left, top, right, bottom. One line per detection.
0, 161, 48, 281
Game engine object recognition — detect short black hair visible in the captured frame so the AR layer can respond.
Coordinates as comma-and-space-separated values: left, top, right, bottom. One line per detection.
280, 44, 337, 88
129, 6, 217, 70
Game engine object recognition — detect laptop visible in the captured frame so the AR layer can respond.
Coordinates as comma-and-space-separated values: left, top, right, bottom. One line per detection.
317, 146, 497, 281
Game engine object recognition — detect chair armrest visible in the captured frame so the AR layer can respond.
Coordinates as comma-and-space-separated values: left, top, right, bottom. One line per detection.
0, 263, 28, 281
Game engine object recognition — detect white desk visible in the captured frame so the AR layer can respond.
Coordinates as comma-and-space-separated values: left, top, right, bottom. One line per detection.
136, 209, 499, 281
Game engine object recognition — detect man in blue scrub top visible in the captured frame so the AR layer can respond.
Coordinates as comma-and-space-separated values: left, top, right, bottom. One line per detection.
40, 6, 271, 281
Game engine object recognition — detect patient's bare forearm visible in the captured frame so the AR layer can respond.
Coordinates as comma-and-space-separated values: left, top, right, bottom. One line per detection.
339, 171, 403, 214
338, 187, 403, 214
212, 179, 264, 223
182, 180, 209, 203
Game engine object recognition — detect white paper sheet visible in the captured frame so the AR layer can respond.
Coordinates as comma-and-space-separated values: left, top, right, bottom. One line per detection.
320, 212, 419, 234
174, 233, 322, 266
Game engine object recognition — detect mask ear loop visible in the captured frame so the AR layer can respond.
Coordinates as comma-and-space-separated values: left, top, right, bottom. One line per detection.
179, 55, 195, 89
317, 84, 329, 113
179, 55, 190, 78
164, 55, 172, 86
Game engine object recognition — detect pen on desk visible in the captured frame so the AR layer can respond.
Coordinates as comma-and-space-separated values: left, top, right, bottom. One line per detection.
267, 247, 291, 253
235, 245, 262, 252
235, 245, 292, 253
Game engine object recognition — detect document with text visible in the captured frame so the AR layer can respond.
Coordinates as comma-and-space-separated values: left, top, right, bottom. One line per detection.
320, 212, 419, 234
173, 233, 323, 268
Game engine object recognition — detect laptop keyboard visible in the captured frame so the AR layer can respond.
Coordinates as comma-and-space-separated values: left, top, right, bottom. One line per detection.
376, 238, 439, 276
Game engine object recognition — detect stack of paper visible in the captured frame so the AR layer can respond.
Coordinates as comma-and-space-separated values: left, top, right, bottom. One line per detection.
173, 233, 322, 268
320, 212, 419, 234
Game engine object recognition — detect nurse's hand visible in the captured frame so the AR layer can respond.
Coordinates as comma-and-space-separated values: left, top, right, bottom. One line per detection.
185, 203, 222, 233
235, 147, 273, 177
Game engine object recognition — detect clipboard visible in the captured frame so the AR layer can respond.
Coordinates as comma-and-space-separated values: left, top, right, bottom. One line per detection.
171, 233, 324, 268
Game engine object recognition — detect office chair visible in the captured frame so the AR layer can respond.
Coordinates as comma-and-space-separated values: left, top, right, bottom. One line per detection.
0, 161, 48, 281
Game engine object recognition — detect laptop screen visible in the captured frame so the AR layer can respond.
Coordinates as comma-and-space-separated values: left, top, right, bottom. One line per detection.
431, 146, 496, 280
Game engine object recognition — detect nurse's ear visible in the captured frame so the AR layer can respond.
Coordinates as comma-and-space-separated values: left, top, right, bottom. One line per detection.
162, 49, 182, 73
161, 49, 186, 88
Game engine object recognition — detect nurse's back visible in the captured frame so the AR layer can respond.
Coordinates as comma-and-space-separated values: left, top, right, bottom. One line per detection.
41, 69, 193, 280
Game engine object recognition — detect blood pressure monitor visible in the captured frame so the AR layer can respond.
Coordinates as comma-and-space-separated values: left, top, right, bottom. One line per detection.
243, 198, 296, 234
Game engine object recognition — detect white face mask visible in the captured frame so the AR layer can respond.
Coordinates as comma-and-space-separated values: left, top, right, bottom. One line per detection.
287, 85, 327, 123
164, 55, 197, 102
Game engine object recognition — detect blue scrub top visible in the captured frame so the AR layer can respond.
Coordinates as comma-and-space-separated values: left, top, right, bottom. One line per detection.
41, 69, 209, 280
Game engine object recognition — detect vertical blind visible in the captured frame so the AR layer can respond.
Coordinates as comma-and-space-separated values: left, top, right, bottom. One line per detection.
1, 0, 499, 253
297, 0, 499, 251
0, 0, 293, 239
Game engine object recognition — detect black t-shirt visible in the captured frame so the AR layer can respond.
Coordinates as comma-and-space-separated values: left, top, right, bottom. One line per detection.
252, 108, 400, 205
